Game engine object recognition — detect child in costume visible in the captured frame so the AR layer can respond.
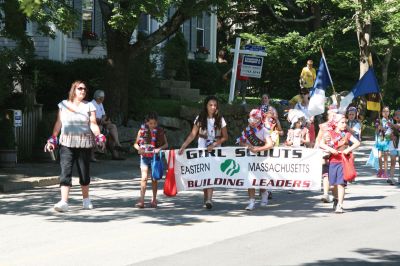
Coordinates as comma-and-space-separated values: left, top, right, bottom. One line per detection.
237, 109, 273, 210
375, 106, 393, 179
319, 114, 360, 213
134, 112, 168, 208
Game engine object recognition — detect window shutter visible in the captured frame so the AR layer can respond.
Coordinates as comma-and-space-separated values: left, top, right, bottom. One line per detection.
204, 12, 210, 51
190, 17, 197, 52
72, 0, 82, 38
94, 0, 103, 39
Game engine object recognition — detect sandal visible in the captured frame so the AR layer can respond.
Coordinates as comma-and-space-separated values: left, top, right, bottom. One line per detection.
135, 201, 145, 208
150, 200, 158, 208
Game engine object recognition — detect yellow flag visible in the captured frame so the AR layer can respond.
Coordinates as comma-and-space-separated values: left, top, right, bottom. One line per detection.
366, 93, 381, 111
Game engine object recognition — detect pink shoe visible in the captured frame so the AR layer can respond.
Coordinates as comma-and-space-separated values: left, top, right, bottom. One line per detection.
382, 172, 389, 179
377, 169, 383, 178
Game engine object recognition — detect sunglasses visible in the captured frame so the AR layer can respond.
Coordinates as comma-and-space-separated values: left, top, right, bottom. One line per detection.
300, 92, 309, 95
248, 117, 259, 123
77, 87, 87, 91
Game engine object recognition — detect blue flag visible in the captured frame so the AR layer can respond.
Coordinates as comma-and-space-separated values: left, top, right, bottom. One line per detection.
339, 68, 380, 113
308, 57, 333, 116
312, 57, 332, 91
352, 68, 380, 97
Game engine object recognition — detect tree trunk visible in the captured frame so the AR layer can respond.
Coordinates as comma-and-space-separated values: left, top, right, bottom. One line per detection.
381, 46, 392, 88
311, 3, 322, 30
355, 0, 372, 78
98, 1, 132, 122
97, 0, 199, 120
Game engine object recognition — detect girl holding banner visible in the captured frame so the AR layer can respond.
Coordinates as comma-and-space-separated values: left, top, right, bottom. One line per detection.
178, 96, 228, 209
237, 109, 274, 211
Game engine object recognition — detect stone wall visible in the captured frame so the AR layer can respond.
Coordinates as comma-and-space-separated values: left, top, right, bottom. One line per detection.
118, 103, 289, 151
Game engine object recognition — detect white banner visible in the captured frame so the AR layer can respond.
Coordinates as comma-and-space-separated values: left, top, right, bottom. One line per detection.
167, 147, 322, 192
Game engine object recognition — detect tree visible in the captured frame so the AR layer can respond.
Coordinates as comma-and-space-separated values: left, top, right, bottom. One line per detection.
18, 0, 226, 120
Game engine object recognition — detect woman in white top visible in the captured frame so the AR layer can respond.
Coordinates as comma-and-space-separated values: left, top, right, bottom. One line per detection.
179, 96, 228, 209
44, 80, 105, 212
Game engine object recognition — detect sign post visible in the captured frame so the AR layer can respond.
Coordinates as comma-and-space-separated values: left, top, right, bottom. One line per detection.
228, 39, 267, 104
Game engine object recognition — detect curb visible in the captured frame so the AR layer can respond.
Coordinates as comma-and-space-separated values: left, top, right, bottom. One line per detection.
0, 175, 59, 193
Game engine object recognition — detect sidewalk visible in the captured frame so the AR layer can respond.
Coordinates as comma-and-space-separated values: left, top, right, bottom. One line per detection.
0, 155, 142, 193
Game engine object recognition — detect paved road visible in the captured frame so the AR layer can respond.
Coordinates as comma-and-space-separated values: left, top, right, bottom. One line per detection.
0, 141, 399, 266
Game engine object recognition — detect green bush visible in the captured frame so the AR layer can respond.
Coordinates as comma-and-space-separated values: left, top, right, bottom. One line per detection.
0, 49, 23, 110
162, 32, 190, 80
28, 59, 108, 111
189, 60, 222, 95
0, 113, 15, 149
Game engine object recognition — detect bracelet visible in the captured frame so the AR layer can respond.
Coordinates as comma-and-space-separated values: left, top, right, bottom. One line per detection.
96, 134, 106, 143
47, 136, 58, 145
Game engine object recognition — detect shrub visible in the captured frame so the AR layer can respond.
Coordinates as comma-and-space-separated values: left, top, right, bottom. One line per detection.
162, 32, 190, 80
189, 60, 222, 94
0, 48, 24, 110
29, 58, 108, 110
0, 113, 15, 149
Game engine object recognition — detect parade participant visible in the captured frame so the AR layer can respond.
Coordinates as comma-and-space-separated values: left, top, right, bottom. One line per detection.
260, 93, 283, 146
314, 106, 337, 203
294, 87, 316, 146
259, 93, 278, 118
237, 109, 274, 210
90, 90, 124, 161
375, 106, 393, 179
346, 106, 361, 142
299, 59, 316, 89
319, 114, 360, 213
133, 111, 168, 208
388, 109, 400, 185
179, 96, 228, 209
285, 114, 309, 148
44, 80, 106, 212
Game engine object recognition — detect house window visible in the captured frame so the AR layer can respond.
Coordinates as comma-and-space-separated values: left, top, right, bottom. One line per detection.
82, 0, 94, 33
196, 14, 204, 48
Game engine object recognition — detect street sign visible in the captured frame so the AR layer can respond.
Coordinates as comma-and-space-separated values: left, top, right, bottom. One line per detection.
13, 110, 22, 127
244, 44, 266, 52
241, 55, 264, 78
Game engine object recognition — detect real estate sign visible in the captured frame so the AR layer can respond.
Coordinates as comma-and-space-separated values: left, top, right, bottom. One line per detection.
241, 55, 264, 78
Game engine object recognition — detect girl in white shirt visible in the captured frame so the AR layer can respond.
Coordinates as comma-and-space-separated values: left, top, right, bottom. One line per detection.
179, 96, 228, 209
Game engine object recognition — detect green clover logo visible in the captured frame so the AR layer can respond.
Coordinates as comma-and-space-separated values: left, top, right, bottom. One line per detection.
220, 159, 240, 176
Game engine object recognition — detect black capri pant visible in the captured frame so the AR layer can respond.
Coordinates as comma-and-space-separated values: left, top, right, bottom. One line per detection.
59, 145, 91, 186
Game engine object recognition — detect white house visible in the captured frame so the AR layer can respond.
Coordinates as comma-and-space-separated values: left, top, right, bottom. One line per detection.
0, 0, 217, 63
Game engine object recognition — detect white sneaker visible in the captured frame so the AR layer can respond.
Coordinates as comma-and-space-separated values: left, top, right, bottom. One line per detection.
260, 192, 269, 207
82, 198, 93, 210
245, 199, 256, 211
335, 203, 344, 214
321, 194, 334, 203
387, 177, 396, 185
54, 200, 69, 212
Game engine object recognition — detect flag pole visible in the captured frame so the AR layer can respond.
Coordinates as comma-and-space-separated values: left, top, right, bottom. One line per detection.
320, 47, 339, 105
